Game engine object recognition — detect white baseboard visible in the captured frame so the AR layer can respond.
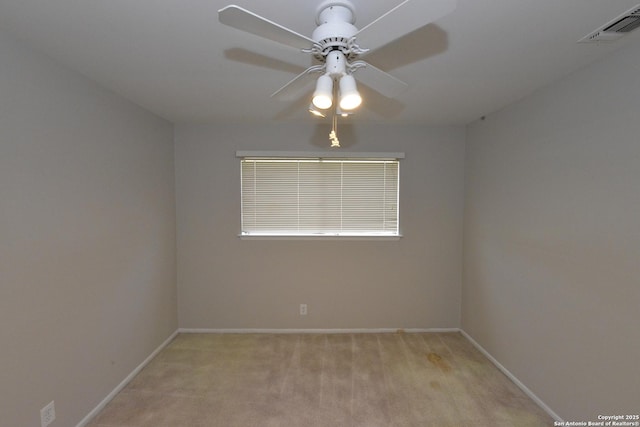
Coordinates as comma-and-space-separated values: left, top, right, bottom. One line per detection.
178, 327, 461, 334
459, 329, 563, 422
76, 329, 179, 427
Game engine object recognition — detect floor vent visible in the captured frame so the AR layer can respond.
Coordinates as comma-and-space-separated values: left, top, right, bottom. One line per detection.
579, 4, 640, 43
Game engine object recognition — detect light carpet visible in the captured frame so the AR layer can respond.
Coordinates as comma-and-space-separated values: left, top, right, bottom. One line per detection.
87, 332, 554, 426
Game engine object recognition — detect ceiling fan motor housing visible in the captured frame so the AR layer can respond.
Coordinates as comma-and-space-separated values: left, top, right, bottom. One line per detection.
312, 1, 359, 58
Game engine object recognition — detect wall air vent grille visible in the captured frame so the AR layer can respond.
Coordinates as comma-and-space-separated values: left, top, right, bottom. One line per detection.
579, 5, 640, 43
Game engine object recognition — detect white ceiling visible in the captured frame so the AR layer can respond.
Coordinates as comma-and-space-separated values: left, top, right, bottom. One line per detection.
0, 0, 638, 125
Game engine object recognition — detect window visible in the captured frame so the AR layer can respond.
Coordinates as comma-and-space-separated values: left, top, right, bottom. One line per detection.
238, 152, 402, 238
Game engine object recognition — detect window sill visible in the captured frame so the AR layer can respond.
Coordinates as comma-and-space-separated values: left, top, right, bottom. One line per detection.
239, 234, 402, 241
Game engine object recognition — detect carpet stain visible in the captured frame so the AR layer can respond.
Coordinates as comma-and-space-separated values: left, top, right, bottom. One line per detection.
426, 352, 451, 372
430, 380, 441, 390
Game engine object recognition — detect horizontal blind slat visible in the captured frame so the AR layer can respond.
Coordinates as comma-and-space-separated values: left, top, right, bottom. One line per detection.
241, 158, 399, 235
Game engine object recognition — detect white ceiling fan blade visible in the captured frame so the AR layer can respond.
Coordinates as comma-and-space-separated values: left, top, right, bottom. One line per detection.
353, 62, 408, 99
355, 0, 456, 52
271, 65, 324, 101
219, 5, 315, 50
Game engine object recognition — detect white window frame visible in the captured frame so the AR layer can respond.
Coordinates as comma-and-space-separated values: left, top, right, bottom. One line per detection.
237, 151, 403, 240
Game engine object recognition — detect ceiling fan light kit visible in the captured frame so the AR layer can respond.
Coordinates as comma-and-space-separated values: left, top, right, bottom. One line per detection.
312, 49, 362, 113
312, 74, 334, 110
338, 74, 361, 110
219, 0, 457, 146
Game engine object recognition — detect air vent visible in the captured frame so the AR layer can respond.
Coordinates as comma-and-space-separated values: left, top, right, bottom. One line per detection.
579, 4, 640, 43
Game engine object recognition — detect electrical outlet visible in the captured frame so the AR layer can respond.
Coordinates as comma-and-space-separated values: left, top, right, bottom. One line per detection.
41, 401, 55, 427
299, 303, 308, 316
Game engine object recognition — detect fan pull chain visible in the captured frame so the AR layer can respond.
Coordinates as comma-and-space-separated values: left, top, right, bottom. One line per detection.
329, 80, 340, 148
330, 110, 340, 148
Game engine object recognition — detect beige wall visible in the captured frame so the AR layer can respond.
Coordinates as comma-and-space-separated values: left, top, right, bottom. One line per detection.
175, 123, 465, 330
5, 10, 638, 424
463, 42, 640, 419
0, 32, 177, 426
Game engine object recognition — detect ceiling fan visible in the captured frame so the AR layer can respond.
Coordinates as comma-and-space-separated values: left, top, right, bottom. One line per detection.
219, 0, 456, 145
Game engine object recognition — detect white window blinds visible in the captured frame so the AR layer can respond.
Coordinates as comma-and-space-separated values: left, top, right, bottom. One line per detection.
241, 158, 400, 236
